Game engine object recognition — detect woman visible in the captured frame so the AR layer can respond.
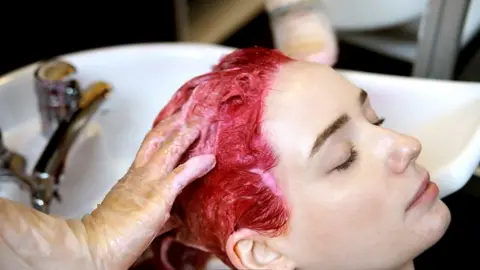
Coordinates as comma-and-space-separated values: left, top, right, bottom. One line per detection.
135, 47, 451, 270
0, 47, 450, 270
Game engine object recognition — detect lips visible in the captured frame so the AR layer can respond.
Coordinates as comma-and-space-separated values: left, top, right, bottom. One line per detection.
407, 173, 431, 211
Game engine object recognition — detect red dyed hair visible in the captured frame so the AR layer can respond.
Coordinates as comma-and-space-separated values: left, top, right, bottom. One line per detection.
133, 47, 293, 270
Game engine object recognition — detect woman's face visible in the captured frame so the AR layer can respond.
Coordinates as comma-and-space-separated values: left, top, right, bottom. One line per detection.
262, 61, 451, 269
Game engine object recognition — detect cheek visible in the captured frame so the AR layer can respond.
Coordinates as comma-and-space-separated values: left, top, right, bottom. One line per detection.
302, 174, 392, 222
280, 179, 397, 256
292, 185, 390, 235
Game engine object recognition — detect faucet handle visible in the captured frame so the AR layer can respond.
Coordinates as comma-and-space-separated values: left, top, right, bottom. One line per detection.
34, 60, 82, 138
0, 128, 33, 192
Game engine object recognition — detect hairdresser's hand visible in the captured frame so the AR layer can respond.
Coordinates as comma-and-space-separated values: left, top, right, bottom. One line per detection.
0, 113, 216, 270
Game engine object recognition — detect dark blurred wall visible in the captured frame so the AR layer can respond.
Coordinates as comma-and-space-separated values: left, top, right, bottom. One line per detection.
0, 3, 177, 76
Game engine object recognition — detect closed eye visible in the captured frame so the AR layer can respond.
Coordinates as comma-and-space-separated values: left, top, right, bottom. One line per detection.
334, 146, 357, 171
373, 118, 385, 126
333, 117, 384, 172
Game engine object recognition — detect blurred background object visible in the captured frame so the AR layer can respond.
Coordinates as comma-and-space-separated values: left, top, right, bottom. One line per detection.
1, 0, 479, 81
174, 0, 479, 80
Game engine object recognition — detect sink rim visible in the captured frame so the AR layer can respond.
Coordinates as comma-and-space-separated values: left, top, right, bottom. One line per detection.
1, 42, 480, 217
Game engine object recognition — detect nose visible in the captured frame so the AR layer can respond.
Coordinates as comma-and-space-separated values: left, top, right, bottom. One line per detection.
387, 132, 422, 174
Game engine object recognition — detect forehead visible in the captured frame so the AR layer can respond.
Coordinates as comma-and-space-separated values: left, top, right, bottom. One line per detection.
263, 61, 361, 159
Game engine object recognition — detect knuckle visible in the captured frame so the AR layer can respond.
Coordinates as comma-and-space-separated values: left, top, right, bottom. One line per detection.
120, 167, 149, 185
169, 166, 183, 179
144, 130, 165, 144
155, 194, 172, 213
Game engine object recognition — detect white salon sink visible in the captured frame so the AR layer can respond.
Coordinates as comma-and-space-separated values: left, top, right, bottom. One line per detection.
0, 43, 480, 220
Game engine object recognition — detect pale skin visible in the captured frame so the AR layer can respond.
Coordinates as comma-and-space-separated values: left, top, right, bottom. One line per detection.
225, 61, 452, 270
0, 113, 216, 270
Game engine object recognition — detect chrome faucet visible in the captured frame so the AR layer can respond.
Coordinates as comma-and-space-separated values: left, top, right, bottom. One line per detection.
34, 60, 82, 138
0, 60, 112, 213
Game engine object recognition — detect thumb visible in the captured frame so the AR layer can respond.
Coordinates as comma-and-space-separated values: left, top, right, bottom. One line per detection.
82, 154, 216, 270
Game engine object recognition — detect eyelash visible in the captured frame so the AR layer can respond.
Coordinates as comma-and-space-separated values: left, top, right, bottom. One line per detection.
373, 117, 385, 126
335, 146, 357, 171
334, 117, 385, 172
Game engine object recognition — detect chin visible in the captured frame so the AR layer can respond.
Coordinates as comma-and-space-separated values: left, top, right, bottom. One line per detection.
402, 200, 451, 265
422, 199, 451, 248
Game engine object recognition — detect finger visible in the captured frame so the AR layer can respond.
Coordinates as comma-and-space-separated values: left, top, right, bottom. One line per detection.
160, 154, 216, 204
158, 216, 181, 236
133, 113, 182, 168
148, 123, 202, 173
100, 154, 214, 221
154, 111, 181, 129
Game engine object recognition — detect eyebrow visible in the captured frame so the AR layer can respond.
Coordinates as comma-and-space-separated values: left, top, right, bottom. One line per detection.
309, 89, 368, 158
359, 89, 368, 104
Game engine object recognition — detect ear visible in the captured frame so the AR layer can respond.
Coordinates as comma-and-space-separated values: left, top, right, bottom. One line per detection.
225, 229, 295, 270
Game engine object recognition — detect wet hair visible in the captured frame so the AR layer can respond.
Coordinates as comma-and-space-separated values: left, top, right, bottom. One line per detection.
133, 47, 293, 270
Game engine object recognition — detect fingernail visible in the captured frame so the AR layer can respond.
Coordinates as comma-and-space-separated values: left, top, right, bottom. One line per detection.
190, 154, 216, 175
178, 124, 201, 143
174, 154, 216, 190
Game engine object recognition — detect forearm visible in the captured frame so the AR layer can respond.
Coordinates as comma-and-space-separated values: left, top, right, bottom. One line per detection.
0, 198, 95, 270
80, 177, 172, 270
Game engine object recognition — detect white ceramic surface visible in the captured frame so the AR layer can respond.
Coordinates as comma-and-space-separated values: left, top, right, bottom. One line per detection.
1, 43, 480, 222
323, 0, 428, 31
339, 0, 480, 62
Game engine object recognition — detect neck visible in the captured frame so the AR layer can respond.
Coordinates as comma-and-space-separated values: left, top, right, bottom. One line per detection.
396, 260, 414, 270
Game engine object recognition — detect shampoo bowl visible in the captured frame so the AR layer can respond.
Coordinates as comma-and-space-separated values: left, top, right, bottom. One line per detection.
0, 43, 479, 218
